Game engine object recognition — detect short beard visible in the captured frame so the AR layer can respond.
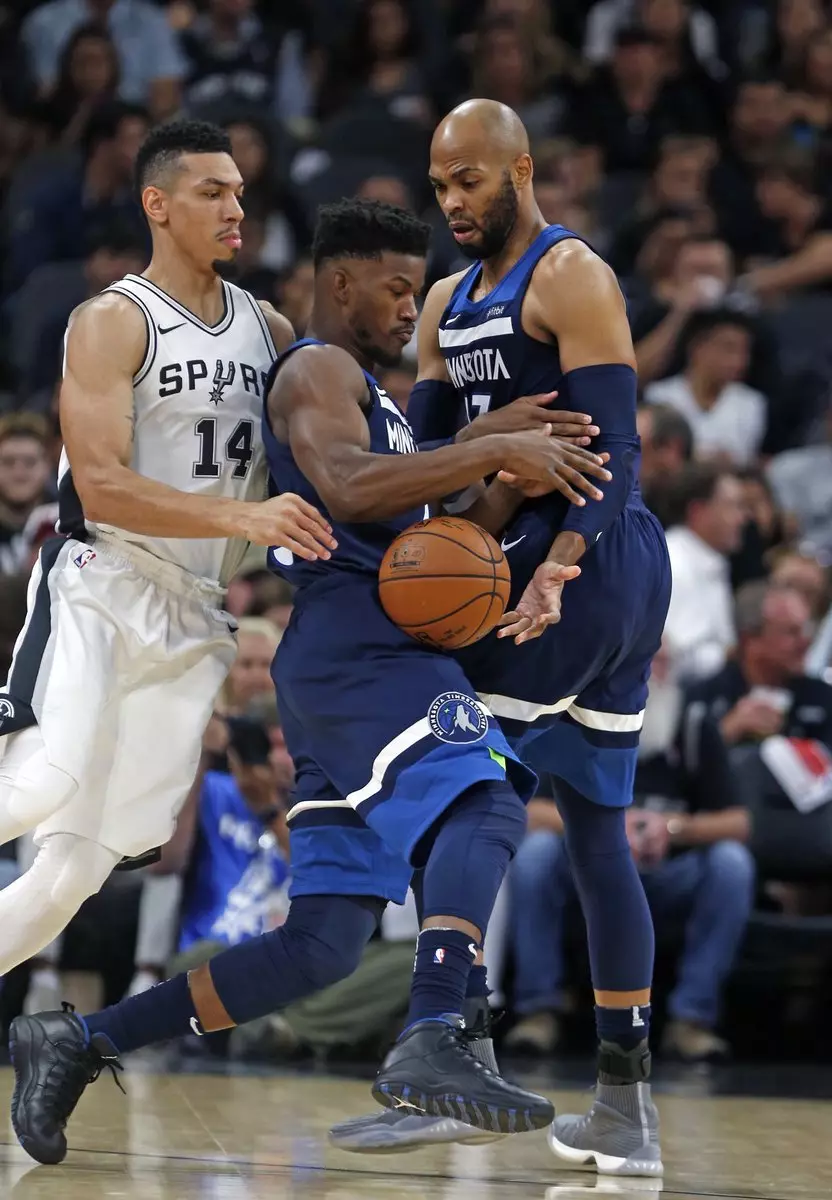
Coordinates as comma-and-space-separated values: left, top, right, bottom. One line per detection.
457, 171, 519, 261
213, 256, 240, 279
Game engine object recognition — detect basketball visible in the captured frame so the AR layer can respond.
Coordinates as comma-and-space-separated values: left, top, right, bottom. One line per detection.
378, 516, 511, 650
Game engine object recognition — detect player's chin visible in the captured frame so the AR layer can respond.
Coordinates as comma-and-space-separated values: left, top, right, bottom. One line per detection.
373, 341, 406, 369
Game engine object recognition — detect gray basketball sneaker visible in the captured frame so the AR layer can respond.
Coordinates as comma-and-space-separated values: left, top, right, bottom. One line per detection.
548, 1041, 663, 1177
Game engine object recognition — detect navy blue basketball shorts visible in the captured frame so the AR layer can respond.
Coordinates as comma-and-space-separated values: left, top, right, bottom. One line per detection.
274, 575, 537, 901
458, 505, 672, 809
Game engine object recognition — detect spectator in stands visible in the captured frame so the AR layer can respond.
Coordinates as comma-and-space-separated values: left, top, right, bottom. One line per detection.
768, 398, 832, 559
224, 117, 300, 272
709, 74, 793, 261
761, 0, 826, 84
583, 0, 721, 72
317, 0, 434, 128
566, 25, 714, 173
37, 23, 120, 146
644, 309, 767, 465
10, 223, 146, 405
630, 233, 733, 384
731, 466, 788, 589
0, 573, 30, 676
216, 617, 281, 718
637, 402, 693, 526
0, 415, 54, 575
688, 580, 832, 753
468, 17, 568, 142
663, 462, 746, 679
179, 0, 285, 115
3, 101, 149, 298
771, 551, 830, 622
738, 149, 832, 299
246, 575, 295, 634
275, 256, 313, 338
22, 0, 187, 121
507, 642, 752, 1063
610, 139, 715, 277
788, 24, 832, 142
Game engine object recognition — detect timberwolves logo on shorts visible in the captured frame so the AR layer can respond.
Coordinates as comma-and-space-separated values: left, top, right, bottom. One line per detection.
428, 691, 488, 744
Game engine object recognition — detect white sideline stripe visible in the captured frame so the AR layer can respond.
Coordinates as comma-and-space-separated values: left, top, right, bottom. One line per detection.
347, 716, 433, 807
569, 704, 644, 732
477, 694, 577, 723
438, 317, 513, 348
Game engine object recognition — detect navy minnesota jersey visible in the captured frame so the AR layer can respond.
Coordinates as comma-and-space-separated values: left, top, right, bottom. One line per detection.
439, 224, 641, 533
261, 338, 427, 588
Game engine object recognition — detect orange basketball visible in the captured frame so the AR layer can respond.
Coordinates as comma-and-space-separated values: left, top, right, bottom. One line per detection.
379, 516, 511, 650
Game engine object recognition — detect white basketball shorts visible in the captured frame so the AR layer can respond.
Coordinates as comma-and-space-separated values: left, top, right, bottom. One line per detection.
0, 533, 236, 857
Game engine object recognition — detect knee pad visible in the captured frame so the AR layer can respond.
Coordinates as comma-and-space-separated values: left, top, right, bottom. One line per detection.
556, 782, 629, 865
264, 894, 384, 992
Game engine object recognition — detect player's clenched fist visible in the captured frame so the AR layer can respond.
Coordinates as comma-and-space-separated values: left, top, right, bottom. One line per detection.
242, 494, 338, 559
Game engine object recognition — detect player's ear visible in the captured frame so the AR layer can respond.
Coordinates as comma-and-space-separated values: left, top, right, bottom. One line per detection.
332, 266, 352, 306
513, 154, 533, 190
142, 185, 168, 227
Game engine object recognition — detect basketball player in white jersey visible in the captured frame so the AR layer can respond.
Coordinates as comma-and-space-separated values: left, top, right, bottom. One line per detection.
0, 120, 335, 977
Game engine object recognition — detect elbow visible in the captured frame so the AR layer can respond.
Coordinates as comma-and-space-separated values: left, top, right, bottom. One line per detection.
72, 463, 123, 524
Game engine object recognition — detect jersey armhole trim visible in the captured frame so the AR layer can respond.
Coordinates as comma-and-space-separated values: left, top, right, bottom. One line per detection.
105, 284, 157, 386
244, 291, 279, 358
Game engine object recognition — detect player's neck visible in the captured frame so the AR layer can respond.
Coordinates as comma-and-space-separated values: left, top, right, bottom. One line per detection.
306, 314, 375, 374
142, 255, 226, 326
478, 213, 548, 293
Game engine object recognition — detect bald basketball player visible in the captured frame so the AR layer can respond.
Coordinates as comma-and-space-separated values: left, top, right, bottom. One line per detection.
331, 102, 670, 1176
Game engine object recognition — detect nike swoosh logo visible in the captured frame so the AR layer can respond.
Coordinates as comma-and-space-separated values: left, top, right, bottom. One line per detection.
500, 535, 526, 552
158, 322, 186, 334
190, 1017, 204, 1037
445, 313, 462, 324
468, 942, 478, 959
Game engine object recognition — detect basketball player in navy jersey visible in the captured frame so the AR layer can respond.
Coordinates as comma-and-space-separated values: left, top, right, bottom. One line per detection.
333, 102, 670, 1175
9, 199, 615, 1165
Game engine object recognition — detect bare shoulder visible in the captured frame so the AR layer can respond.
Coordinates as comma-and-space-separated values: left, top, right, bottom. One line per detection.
272, 341, 366, 401
256, 299, 295, 354
422, 269, 469, 321
65, 290, 147, 371
539, 239, 621, 300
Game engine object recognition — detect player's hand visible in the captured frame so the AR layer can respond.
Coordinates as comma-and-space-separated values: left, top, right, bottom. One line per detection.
498, 560, 580, 644
241, 494, 338, 559
500, 433, 612, 504
461, 392, 599, 445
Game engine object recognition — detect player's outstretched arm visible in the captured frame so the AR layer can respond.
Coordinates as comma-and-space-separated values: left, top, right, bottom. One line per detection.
62, 295, 335, 560
499, 244, 639, 642
271, 343, 611, 523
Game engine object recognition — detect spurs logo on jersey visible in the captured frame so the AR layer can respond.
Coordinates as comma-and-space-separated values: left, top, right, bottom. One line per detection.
209, 359, 236, 405
58, 273, 279, 586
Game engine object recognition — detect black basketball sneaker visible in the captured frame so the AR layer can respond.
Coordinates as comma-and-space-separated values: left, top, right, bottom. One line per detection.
371, 1014, 554, 1135
10, 1006, 123, 1165
330, 997, 507, 1152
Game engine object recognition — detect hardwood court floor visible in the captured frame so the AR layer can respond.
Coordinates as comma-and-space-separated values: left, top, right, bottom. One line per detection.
0, 1064, 829, 1200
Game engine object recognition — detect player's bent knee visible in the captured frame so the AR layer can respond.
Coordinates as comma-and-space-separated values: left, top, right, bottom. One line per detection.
1, 737, 78, 831
44, 834, 121, 911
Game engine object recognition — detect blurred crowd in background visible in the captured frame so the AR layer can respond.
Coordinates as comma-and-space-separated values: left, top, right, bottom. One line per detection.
1, 0, 832, 1067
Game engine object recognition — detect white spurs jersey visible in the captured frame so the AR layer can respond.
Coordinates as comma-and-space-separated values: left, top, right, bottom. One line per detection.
58, 273, 278, 586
